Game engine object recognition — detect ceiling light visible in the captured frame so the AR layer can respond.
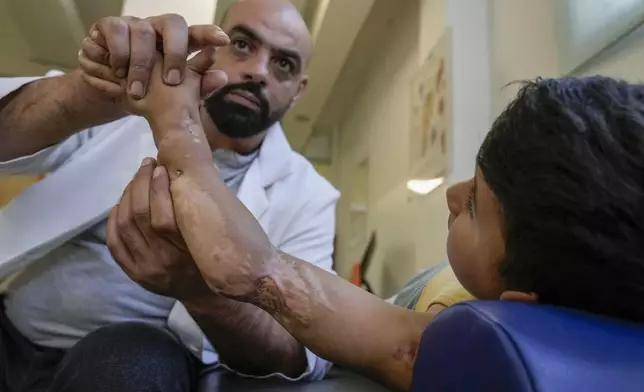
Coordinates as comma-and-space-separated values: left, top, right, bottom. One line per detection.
406, 177, 445, 195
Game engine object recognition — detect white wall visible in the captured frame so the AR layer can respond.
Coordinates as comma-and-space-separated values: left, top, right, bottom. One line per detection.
0, 1, 51, 76
445, 0, 494, 181
491, 0, 560, 115
334, 0, 494, 297
122, 0, 217, 25
491, 0, 644, 113
578, 22, 644, 80
334, 0, 421, 292
335, 0, 644, 296
412, 0, 494, 293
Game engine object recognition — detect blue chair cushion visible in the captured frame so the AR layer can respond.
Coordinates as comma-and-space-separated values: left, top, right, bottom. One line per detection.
411, 301, 644, 392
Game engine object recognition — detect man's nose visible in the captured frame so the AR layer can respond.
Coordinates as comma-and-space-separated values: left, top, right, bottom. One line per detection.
242, 53, 270, 87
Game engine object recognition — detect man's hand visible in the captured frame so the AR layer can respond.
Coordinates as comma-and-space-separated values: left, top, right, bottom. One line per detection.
81, 44, 227, 120
78, 14, 230, 99
106, 158, 212, 301
108, 161, 308, 376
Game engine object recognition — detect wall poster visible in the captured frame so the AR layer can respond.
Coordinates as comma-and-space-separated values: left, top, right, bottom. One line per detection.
409, 31, 452, 181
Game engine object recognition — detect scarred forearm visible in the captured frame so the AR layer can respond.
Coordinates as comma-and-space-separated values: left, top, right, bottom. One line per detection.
0, 70, 124, 161
248, 251, 433, 391
146, 106, 432, 390
149, 106, 307, 376
149, 105, 274, 297
184, 294, 307, 377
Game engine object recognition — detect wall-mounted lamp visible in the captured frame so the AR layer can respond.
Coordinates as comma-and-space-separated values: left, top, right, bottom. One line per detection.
406, 177, 445, 195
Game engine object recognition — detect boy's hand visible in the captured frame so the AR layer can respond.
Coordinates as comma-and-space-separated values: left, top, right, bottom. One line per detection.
123, 47, 209, 118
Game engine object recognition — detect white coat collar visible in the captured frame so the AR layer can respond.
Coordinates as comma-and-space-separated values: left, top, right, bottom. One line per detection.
236, 122, 293, 221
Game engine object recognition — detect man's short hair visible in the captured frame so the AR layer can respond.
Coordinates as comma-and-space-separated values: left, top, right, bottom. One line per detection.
478, 76, 644, 322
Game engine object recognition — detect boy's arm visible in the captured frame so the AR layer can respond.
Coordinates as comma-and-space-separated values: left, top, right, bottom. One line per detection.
125, 52, 307, 376
135, 55, 433, 389
150, 106, 309, 376
145, 106, 433, 390
258, 251, 435, 391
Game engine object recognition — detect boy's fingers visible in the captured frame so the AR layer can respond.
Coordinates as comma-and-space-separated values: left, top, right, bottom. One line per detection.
187, 47, 216, 74
201, 70, 228, 99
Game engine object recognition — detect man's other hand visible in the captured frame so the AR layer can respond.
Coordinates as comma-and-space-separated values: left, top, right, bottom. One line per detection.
80, 46, 228, 118
106, 158, 212, 301
78, 14, 230, 100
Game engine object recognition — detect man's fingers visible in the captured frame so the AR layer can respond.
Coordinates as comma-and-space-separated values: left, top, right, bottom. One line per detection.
116, 182, 149, 254
78, 51, 122, 85
80, 72, 124, 97
106, 205, 137, 275
201, 70, 228, 99
150, 166, 187, 250
87, 15, 229, 98
131, 158, 157, 237
149, 14, 190, 86
92, 17, 131, 76
89, 28, 107, 48
187, 25, 230, 52
150, 166, 177, 234
126, 19, 158, 99
81, 37, 110, 66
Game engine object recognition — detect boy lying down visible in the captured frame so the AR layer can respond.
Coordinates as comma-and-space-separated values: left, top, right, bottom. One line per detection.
391, 261, 472, 315
107, 50, 644, 391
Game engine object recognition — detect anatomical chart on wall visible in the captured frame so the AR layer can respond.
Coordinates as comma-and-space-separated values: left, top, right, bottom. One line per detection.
409, 31, 452, 180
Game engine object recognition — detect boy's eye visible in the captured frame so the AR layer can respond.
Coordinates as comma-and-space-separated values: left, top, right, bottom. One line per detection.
465, 186, 475, 217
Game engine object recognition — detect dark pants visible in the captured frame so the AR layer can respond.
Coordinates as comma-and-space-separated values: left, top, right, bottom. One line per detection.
0, 301, 201, 392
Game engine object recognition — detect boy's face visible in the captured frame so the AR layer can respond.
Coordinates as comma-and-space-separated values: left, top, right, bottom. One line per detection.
445, 169, 536, 302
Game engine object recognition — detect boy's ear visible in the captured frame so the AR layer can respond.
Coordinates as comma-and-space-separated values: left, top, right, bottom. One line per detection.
500, 291, 538, 303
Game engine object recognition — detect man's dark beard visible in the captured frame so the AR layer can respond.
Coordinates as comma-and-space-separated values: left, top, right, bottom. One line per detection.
204, 81, 286, 139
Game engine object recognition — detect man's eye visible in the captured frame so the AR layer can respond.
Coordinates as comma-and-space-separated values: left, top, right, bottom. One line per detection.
232, 39, 250, 52
276, 58, 294, 73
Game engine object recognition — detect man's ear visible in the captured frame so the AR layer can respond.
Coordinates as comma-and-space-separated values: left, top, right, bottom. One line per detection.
500, 291, 538, 303
292, 75, 308, 104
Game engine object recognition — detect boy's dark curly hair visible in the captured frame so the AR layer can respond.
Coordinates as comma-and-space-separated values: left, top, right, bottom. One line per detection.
479, 76, 644, 321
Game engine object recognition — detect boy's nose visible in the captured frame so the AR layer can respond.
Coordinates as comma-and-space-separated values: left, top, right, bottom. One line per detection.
446, 182, 465, 217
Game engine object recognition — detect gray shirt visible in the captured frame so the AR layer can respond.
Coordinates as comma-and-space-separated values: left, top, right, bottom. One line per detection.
4, 149, 258, 349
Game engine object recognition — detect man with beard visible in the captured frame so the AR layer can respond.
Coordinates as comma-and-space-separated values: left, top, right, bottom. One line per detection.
0, 0, 339, 391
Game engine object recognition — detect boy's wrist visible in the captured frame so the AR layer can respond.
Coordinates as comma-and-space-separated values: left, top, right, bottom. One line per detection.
147, 104, 202, 131
147, 104, 213, 171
